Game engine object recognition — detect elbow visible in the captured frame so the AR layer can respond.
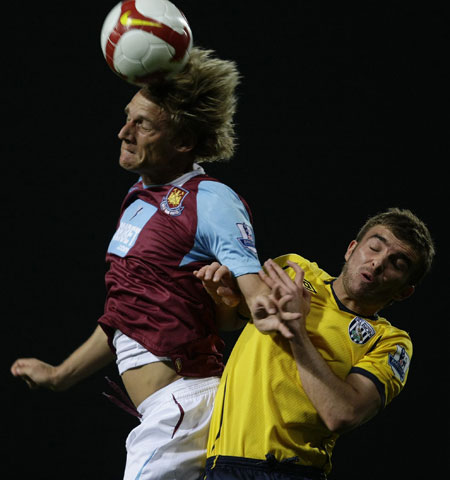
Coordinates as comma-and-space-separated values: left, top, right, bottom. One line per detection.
324, 418, 356, 435
319, 392, 381, 434
322, 418, 351, 435
321, 406, 363, 434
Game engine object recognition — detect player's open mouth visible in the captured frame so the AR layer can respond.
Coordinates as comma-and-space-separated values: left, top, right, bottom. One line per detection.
361, 272, 373, 283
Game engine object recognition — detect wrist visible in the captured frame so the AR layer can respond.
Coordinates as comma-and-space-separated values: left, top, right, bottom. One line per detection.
52, 363, 74, 391
289, 324, 309, 347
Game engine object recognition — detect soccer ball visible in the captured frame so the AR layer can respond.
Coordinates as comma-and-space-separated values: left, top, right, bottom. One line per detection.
100, 0, 193, 85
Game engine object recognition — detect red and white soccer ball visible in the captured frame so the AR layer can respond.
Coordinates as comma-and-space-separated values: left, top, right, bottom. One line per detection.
100, 0, 193, 85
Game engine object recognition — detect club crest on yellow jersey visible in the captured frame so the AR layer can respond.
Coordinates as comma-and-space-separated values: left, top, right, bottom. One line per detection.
349, 316, 375, 344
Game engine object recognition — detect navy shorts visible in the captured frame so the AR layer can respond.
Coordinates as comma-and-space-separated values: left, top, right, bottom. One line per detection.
203, 455, 327, 480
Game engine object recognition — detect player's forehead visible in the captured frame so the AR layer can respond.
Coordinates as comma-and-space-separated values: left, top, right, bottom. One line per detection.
124, 91, 166, 120
361, 225, 418, 261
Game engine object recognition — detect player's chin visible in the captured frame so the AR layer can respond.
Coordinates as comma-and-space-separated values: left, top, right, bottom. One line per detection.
119, 152, 142, 172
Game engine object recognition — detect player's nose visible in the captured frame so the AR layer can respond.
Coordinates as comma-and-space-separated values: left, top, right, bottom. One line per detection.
371, 255, 385, 274
118, 120, 135, 142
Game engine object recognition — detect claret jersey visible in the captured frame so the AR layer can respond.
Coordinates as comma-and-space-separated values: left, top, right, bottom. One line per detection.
207, 253, 412, 474
98, 165, 262, 377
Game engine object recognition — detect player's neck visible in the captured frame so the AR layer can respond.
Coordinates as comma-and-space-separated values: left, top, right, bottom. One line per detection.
141, 163, 194, 186
332, 277, 381, 318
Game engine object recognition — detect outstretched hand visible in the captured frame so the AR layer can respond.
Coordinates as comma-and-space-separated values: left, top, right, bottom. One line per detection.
11, 357, 60, 391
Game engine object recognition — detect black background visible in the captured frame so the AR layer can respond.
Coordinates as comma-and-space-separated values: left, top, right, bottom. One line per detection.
4, 1, 447, 478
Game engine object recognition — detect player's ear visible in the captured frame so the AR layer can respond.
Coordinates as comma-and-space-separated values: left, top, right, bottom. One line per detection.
392, 285, 415, 302
174, 131, 197, 153
176, 144, 194, 153
344, 240, 358, 262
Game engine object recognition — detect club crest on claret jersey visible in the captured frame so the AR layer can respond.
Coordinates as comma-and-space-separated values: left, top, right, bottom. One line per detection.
160, 186, 189, 216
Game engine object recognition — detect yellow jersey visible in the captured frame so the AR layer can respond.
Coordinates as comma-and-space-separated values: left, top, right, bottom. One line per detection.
207, 254, 412, 474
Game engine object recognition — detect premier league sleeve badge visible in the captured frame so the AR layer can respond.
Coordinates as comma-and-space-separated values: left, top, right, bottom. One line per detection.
388, 345, 411, 382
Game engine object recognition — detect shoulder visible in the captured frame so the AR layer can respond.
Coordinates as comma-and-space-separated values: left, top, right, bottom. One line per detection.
374, 317, 413, 351
196, 178, 242, 201
273, 253, 334, 283
194, 178, 251, 219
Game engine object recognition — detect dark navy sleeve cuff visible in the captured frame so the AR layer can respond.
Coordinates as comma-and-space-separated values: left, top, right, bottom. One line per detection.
350, 367, 386, 409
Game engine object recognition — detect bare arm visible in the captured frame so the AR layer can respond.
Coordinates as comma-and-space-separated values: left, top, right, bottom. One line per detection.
261, 259, 381, 434
11, 325, 115, 391
290, 335, 381, 433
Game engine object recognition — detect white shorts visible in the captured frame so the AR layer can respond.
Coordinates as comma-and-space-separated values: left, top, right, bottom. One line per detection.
123, 376, 220, 480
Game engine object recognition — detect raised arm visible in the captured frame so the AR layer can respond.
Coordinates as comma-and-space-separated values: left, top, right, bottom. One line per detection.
11, 325, 115, 391
261, 259, 381, 434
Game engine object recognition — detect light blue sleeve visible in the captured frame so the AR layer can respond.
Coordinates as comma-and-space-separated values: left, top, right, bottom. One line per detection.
179, 181, 262, 276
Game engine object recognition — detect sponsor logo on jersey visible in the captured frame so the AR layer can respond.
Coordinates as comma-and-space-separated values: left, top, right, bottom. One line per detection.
160, 186, 189, 216
348, 317, 376, 344
303, 278, 317, 294
236, 222, 257, 255
282, 264, 317, 293
108, 200, 157, 257
389, 345, 410, 382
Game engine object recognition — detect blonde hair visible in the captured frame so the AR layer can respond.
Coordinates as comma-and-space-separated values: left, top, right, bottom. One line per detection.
141, 47, 240, 162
